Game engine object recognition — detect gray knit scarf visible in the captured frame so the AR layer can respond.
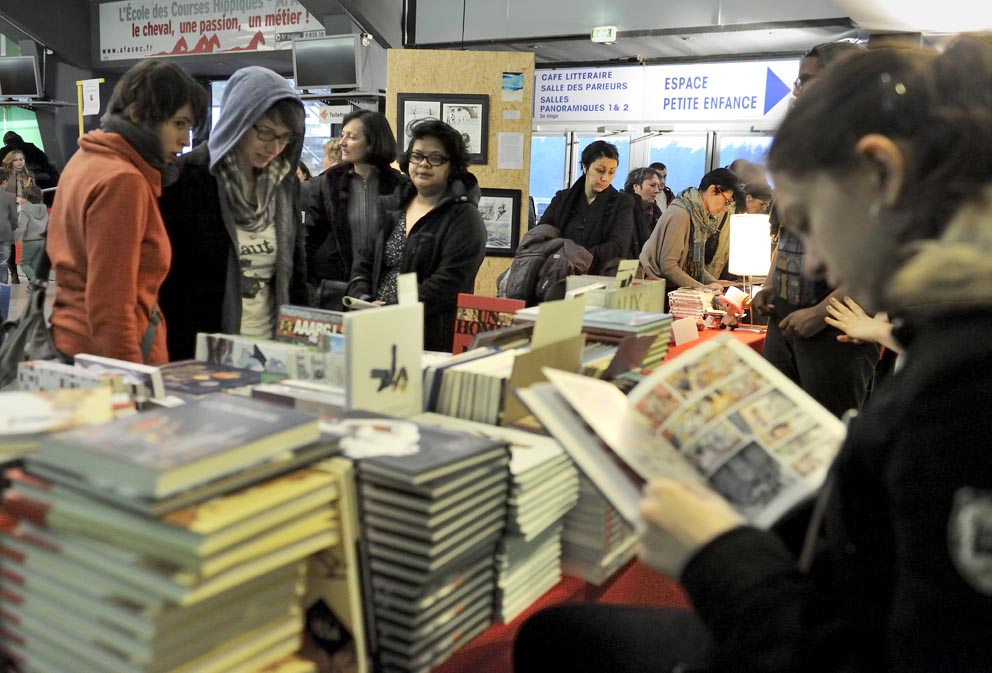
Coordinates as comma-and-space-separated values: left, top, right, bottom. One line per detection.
672, 187, 721, 282
100, 114, 179, 186
215, 152, 292, 233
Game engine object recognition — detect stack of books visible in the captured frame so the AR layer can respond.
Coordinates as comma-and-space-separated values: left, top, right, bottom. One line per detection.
515, 305, 675, 370
667, 287, 718, 320
559, 476, 639, 586
0, 395, 340, 673
333, 413, 511, 673
412, 413, 579, 623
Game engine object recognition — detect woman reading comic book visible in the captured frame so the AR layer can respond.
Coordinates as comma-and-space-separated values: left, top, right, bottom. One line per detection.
514, 37, 992, 673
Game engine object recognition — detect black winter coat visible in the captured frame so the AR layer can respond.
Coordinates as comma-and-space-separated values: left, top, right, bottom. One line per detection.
539, 176, 634, 276
681, 310, 992, 673
630, 199, 661, 260
305, 162, 404, 309
158, 144, 309, 360
348, 174, 487, 352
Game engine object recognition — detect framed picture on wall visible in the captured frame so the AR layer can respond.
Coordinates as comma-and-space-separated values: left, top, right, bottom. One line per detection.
396, 93, 490, 164
478, 188, 521, 257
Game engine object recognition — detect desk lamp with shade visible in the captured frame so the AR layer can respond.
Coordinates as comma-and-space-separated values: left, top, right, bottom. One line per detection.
728, 213, 773, 318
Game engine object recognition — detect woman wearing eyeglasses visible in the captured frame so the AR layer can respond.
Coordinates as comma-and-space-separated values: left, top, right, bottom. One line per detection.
347, 118, 487, 352
158, 66, 309, 360
639, 167, 741, 302
305, 109, 404, 311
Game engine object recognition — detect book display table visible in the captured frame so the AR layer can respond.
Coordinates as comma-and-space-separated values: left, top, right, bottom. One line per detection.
663, 326, 765, 362
434, 559, 689, 673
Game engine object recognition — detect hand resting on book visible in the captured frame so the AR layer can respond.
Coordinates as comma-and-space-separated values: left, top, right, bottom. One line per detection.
638, 478, 744, 577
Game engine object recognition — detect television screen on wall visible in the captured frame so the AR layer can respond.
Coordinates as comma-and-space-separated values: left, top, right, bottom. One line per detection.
0, 56, 41, 99
292, 34, 360, 91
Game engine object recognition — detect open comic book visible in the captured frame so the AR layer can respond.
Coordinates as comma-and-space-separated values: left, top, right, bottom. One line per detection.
516, 335, 845, 528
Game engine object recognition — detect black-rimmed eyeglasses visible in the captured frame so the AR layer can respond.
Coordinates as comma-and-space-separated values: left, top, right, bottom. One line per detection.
409, 151, 450, 167
253, 125, 299, 146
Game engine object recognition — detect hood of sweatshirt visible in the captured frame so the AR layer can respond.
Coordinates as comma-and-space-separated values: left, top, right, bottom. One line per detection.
206, 66, 304, 172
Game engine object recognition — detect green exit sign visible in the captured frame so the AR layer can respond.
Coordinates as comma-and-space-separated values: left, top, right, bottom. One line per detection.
590, 26, 618, 43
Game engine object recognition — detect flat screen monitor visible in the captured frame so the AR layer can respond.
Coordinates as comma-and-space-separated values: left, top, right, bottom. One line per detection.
293, 34, 360, 91
0, 56, 42, 99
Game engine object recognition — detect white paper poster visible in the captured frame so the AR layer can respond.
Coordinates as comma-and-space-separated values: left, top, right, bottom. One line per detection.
497, 132, 524, 170
81, 79, 102, 116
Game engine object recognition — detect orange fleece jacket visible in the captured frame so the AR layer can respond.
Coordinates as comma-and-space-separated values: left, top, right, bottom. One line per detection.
48, 130, 170, 363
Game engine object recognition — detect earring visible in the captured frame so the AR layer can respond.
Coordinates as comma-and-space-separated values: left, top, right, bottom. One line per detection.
868, 201, 881, 219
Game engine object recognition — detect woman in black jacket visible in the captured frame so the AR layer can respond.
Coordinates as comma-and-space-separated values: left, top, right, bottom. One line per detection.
539, 140, 634, 275
516, 38, 992, 673
305, 110, 404, 310
347, 119, 486, 352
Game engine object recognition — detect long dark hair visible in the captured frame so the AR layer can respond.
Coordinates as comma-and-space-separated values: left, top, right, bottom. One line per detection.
342, 109, 397, 168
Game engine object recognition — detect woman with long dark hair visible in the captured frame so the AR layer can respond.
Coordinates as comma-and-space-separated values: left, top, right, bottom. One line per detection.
516, 37, 992, 673
305, 109, 405, 310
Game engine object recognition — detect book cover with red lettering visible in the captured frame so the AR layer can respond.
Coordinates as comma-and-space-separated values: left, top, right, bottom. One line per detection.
451, 294, 525, 355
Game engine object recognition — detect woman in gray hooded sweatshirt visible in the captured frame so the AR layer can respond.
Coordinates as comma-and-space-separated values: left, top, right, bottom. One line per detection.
158, 66, 309, 361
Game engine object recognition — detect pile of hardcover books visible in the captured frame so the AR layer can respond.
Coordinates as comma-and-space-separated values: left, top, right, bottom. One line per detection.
560, 476, 639, 586
339, 413, 511, 673
413, 413, 580, 623
514, 305, 676, 370
0, 395, 339, 673
667, 287, 718, 320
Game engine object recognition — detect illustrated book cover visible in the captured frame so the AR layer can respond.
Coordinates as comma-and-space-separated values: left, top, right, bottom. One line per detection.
275, 304, 347, 348
343, 303, 424, 418
28, 395, 320, 499
158, 360, 265, 395
451, 293, 525, 354
518, 335, 845, 528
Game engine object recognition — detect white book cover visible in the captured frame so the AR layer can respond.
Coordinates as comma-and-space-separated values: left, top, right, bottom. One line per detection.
344, 303, 424, 418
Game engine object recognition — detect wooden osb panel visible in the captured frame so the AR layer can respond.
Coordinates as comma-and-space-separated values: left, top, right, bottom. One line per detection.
387, 49, 534, 297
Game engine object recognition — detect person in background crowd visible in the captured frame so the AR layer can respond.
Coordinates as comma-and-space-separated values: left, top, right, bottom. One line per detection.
539, 140, 634, 275
306, 110, 404, 310
0, 169, 17, 285
321, 137, 342, 172
15, 183, 48, 282
741, 179, 773, 214
2, 150, 33, 203
752, 41, 879, 419
0, 131, 59, 191
347, 118, 486, 352
704, 178, 775, 281
47, 60, 207, 363
158, 66, 308, 361
639, 167, 740, 295
296, 161, 312, 182
516, 35, 992, 673
649, 161, 676, 214
624, 167, 663, 260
